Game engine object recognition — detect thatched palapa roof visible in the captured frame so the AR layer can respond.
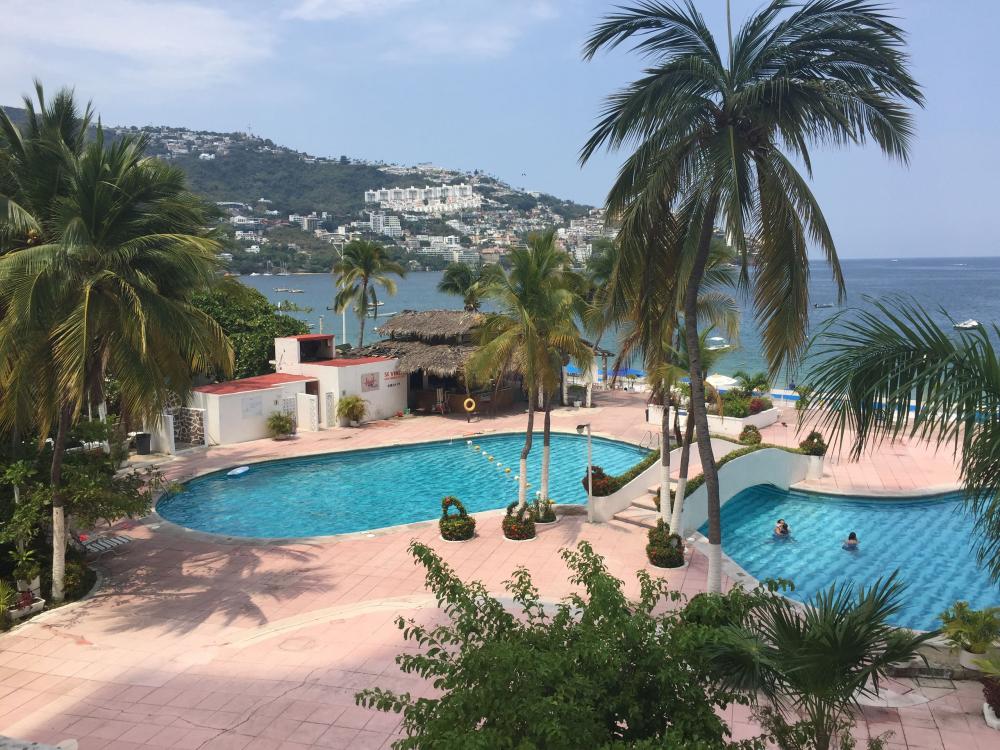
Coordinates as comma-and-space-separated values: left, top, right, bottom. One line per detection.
363, 339, 475, 378
376, 309, 484, 341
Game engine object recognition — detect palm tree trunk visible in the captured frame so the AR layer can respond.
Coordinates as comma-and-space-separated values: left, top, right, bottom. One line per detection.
358, 279, 369, 348
684, 195, 723, 592
541, 391, 552, 501
519, 387, 536, 509
659, 395, 671, 524
671, 410, 696, 534
50, 402, 73, 604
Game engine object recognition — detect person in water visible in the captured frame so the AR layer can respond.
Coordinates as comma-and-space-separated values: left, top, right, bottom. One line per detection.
843, 531, 859, 550
774, 518, 790, 537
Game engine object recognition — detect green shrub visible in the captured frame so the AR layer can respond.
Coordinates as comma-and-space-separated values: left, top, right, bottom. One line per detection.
265, 411, 295, 438
799, 431, 828, 457
739, 425, 762, 446
721, 393, 750, 418
337, 395, 368, 424
502, 502, 536, 540
532, 499, 556, 523
648, 519, 671, 546
439, 496, 476, 541
680, 443, 804, 498
646, 521, 685, 568
63, 560, 95, 600
581, 450, 660, 497
939, 601, 1000, 654
0, 579, 15, 631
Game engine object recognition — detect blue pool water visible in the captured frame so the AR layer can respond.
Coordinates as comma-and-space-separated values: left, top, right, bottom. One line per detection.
702, 485, 1000, 631
158, 433, 647, 538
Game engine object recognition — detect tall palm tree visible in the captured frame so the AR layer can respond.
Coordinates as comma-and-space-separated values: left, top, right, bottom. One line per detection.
333, 240, 406, 348
437, 262, 503, 312
804, 297, 1000, 580
468, 231, 591, 509
0, 109, 233, 601
581, 0, 922, 590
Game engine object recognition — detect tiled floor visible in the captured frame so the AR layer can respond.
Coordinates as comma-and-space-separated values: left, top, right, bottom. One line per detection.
2, 391, 990, 749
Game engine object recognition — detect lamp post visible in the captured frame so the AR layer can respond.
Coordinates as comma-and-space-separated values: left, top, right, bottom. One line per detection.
577, 423, 593, 522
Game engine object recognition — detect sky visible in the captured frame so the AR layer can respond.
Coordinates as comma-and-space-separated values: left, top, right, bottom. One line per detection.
1, 0, 997, 258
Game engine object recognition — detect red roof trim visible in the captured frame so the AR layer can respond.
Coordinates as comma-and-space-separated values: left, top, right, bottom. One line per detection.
194, 373, 316, 395
290, 334, 334, 341
308, 356, 392, 368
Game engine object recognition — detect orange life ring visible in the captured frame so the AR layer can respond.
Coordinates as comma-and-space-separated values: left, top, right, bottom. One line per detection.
463, 397, 476, 413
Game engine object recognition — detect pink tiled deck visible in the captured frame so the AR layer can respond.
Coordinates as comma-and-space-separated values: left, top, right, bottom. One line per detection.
1, 391, 986, 750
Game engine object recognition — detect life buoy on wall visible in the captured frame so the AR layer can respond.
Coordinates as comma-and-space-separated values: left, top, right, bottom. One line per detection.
463, 397, 476, 413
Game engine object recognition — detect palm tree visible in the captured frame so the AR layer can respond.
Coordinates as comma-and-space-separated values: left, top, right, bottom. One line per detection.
0, 106, 233, 601
732, 370, 771, 398
804, 297, 1000, 580
333, 240, 406, 348
468, 231, 591, 509
581, 0, 922, 591
437, 262, 503, 311
706, 574, 933, 750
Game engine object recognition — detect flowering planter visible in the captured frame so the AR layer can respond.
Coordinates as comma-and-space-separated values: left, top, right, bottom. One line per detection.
806, 454, 825, 480
8, 597, 45, 622
705, 408, 779, 438
439, 534, 476, 543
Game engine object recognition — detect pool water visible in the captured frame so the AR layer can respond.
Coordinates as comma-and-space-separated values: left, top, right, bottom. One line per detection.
159, 433, 647, 538
703, 485, 1000, 631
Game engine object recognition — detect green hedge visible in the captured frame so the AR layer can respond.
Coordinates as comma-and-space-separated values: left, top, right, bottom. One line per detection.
679, 443, 804, 498
585, 449, 661, 497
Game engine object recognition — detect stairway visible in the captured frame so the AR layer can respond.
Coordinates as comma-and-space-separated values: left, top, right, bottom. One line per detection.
611, 482, 674, 529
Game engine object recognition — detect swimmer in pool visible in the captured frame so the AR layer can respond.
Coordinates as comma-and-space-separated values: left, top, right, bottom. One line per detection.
843, 531, 859, 550
774, 518, 790, 537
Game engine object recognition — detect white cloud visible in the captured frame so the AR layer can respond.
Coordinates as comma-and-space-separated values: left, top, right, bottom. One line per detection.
0, 1, 272, 91
286, 0, 417, 20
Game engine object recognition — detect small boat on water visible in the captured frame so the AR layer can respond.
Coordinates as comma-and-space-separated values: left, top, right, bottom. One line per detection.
274, 287, 291, 292
706, 336, 728, 351
813, 303, 835, 309
954, 319, 980, 330
289, 289, 304, 293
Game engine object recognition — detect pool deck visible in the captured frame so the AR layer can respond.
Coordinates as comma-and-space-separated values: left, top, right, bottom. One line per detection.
2, 391, 991, 750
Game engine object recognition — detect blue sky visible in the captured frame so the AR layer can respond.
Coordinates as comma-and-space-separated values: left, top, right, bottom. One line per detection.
1, 1, 996, 258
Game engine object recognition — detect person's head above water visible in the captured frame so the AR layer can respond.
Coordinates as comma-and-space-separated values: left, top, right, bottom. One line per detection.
848, 531, 858, 541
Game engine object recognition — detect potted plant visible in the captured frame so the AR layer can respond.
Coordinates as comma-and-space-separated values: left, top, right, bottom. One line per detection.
532, 497, 557, 524
568, 384, 586, 408
738, 425, 762, 446
502, 502, 536, 541
646, 519, 685, 568
799, 430, 828, 480
337, 395, 368, 427
265, 411, 296, 440
940, 601, 1000, 670
9, 549, 41, 598
439, 496, 476, 541
975, 655, 1000, 730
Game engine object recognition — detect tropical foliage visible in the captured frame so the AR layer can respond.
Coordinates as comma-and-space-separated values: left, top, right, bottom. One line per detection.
804, 297, 1000, 578
436, 262, 503, 311
468, 230, 592, 509
332, 239, 406, 348
581, 0, 922, 590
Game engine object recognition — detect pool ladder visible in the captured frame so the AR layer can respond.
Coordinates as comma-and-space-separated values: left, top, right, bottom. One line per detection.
640, 431, 661, 450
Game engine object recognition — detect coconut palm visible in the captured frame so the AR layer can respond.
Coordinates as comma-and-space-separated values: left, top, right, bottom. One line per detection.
333, 240, 406, 348
732, 370, 771, 398
804, 297, 1000, 580
581, 0, 922, 591
437, 262, 503, 311
0, 112, 233, 601
706, 574, 933, 750
468, 230, 592, 509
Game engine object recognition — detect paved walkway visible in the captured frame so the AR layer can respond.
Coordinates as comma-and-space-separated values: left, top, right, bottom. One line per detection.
2, 392, 989, 750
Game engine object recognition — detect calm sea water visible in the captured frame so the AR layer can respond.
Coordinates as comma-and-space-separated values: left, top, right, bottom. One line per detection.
241, 256, 1000, 380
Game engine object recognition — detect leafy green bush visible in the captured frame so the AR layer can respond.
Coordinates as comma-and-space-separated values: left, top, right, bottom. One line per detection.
532, 498, 557, 523
63, 560, 94, 600
739, 425, 762, 446
439, 496, 476, 541
337, 395, 368, 424
582, 450, 660, 497
939, 601, 1000, 654
502, 502, 536, 540
646, 520, 685, 568
265, 411, 295, 438
799, 431, 828, 457
721, 393, 750, 418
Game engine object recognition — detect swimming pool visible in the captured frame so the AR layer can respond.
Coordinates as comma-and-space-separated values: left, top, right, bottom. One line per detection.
158, 433, 648, 538
703, 485, 1000, 631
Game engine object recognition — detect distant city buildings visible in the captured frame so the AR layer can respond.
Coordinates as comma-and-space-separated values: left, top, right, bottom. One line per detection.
364, 184, 481, 215
369, 212, 402, 238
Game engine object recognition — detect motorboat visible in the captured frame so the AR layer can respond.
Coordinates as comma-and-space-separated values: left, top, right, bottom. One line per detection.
813, 303, 835, 309
954, 319, 980, 330
706, 336, 728, 351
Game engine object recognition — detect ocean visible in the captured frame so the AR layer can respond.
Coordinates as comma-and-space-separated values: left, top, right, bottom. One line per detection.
240, 256, 1000, 383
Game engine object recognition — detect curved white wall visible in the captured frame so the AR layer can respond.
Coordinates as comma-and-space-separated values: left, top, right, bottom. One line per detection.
680, 448, 810, 535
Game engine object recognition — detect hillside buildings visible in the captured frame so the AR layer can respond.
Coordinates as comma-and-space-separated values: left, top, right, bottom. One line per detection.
364, 184, 482, 214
